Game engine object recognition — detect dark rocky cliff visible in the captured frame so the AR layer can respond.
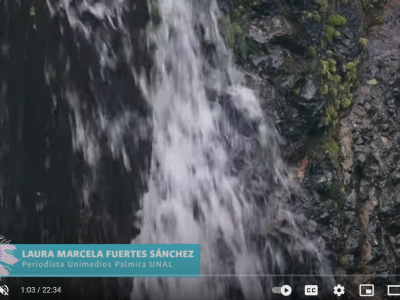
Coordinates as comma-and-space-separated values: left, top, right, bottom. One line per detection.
0, 0, 151, 299
223, 0, 400, 298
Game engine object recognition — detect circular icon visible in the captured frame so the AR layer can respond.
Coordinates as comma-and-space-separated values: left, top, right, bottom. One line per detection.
281, 285, 292, 296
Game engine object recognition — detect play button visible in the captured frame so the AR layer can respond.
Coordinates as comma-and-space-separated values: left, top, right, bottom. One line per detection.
281, 285, 292, 296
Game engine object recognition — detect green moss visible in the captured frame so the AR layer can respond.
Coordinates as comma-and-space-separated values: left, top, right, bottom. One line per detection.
326, 105, 337, 119
236, 5, 245, 17
339, 256, 347, 266
294, 88, 301, 95
328, 14, 347, 26
376, 14, 385, 24
320, 56, 360, 126
330, 87, 338, 97
359, 38, 368, 50
308, 46, 317, 57
320, 60, 329, 75
325, 25, 336, 44
334, 99, 341, 109
331, 75, 341, 85
310, 137, 341, 168
316, 0, 328, 13
341, 96, 352, 108
362, 0, 388, 27
344, 58, 359, 82
227, 18, 247, 62
328, 58, 337, 72
324, 140, 340, 166
321, 84, 329, 95
307, 11, 321, 22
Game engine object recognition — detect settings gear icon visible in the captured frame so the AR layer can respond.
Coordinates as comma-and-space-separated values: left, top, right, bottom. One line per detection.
333, 284, 345, 296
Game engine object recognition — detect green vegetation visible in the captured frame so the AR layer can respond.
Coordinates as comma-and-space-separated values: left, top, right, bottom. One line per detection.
367, 79, 378, 85
227, 17, 247, 62
316, 0, 328, 13
320, 56, 360, 125
325, 140, 340, 167
362, 0, 389, 27
307, 11, 321, 22
344, 59, 359, 81
359, 38, 368, 50
376, 14, 385, 24
325, 25, 336, 44
339, 186, 345, 195
327, 14, 347, 26
308, 46, 317, 57
339, 256, 347, 266
310, 136, 341, 169
321, 84, 329, 95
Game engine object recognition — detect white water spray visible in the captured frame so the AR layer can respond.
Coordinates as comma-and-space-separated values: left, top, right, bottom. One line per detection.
50, 0, 335, 298
131, 1, 288, 299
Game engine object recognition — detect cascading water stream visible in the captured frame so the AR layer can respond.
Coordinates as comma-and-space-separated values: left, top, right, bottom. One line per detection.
131, 0, 334, 299
49, 0, 336, 299
131, 0, 272, 299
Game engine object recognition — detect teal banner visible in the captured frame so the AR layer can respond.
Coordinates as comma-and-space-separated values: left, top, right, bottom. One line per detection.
2, 244, 200, 277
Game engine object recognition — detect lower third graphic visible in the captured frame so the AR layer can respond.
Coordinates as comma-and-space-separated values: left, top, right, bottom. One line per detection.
0, 236, 19, 278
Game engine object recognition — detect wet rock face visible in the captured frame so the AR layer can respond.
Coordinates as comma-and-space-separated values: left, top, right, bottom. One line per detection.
227, 0, 400, 298
0, 1, 151, 299
341, 1, 400, 295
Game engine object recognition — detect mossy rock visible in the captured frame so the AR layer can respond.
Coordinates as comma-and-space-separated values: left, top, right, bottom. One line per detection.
226, 17, 248, 62
327, 14, 347, 26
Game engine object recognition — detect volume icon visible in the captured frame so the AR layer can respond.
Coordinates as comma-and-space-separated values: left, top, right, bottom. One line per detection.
0, 285, 9, 296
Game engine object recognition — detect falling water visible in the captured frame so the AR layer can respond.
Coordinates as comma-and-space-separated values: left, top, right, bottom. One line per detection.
50, 0, 335, 299
131, 0, 334, 299
132, 0, 275, 299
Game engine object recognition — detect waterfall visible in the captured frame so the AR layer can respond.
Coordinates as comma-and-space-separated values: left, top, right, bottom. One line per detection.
50, 0, 336, 299
132, 0, 274, 299
131, 0, 334, 299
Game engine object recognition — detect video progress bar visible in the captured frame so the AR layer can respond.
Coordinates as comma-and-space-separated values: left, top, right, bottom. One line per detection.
198, 274, 400, 277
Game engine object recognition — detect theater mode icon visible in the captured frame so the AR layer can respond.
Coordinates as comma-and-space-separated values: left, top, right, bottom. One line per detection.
359, 284, 374, 297
388, 285, 400, 296
305, 285, 318, 296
